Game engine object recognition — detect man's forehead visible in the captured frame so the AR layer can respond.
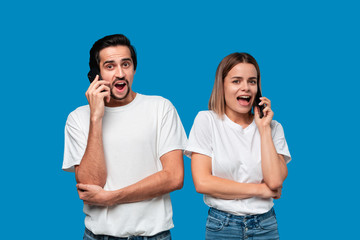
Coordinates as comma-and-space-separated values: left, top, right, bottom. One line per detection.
99, 45, 132, 62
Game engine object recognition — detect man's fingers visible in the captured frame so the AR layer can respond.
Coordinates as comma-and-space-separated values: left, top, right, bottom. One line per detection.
76, 183, 88, 191
94, 84, 111, 95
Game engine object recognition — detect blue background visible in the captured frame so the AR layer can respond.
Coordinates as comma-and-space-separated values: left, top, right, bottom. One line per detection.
1, 0, 359, 239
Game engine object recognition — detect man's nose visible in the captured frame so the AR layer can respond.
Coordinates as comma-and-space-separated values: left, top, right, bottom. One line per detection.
115, 66, 125, 78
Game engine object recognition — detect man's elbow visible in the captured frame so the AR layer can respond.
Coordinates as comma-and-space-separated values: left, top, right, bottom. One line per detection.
169, 172, 184, 191
173, 178, 184, 191
75, 168, 106, 187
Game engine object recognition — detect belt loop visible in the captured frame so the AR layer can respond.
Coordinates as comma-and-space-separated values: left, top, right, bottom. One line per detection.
224, 213, 231, 226
254, 214, 259, 225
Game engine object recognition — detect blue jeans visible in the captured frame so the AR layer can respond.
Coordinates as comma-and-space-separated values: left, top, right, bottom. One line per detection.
83, 228, 171, 240
205, 207, 280, 240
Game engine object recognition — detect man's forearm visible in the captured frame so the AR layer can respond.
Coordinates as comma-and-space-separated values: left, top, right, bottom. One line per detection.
108, 166, 183, 205
77, 150, 184, 206
76, 119, 107, 187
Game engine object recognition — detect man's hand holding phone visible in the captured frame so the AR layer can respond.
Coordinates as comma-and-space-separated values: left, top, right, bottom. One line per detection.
85, 75, 111, 122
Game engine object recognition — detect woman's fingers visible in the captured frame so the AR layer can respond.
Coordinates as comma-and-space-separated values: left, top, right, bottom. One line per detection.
259, 97, 271, 108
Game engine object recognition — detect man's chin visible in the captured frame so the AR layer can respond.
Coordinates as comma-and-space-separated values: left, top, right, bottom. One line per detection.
111, 88, 130, 101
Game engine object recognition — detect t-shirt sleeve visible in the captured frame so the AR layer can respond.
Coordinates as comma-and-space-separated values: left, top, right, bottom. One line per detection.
184, 111, 213, 158
271, 121, 291, 164
158, 101, 188, 158
62, 113, 87, 172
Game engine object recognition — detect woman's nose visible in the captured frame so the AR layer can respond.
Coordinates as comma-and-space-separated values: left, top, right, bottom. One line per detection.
241, 82, 249, 91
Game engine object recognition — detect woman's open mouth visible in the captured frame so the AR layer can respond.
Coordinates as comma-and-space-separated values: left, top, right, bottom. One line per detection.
236, 95, 251, 106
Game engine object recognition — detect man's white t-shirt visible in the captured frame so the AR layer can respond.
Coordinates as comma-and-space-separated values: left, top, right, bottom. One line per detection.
63, 94, 187, 237
185, 111, 291, 216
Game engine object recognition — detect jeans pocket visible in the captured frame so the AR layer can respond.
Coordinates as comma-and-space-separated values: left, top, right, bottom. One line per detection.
206, 215, 224, 232
258, 215, 278, 230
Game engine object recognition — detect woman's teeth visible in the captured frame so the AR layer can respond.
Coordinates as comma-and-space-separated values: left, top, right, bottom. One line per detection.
237, 96, 251, 102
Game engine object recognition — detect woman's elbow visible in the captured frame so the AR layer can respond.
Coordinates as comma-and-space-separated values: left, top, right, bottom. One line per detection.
265, 176, 286, 190
193, 179, 209, 194
266, 181, 283, 190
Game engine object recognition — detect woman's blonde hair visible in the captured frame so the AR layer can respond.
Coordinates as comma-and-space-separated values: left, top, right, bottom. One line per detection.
208, 52, 261, 117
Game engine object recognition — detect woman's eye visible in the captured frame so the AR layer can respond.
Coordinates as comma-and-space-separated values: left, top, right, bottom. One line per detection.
232, 80, 239, 84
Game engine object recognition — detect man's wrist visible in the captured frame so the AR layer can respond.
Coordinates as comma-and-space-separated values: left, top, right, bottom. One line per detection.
90, 116, 103, 124
107, 189, 123, 206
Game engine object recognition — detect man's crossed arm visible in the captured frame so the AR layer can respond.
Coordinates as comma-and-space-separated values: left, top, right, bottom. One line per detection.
75, 150, 184, 206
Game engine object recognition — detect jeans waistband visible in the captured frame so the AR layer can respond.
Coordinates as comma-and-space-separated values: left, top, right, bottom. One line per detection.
209, 207, 275, 222
85, 228, 170, 240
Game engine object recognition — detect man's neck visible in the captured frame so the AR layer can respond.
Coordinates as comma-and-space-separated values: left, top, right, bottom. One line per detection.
105, 91, 137, 107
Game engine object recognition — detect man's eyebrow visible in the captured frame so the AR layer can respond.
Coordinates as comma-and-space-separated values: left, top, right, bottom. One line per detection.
103, 60, 115, 66
103, 58, 132, 65
121, 58, 132, 62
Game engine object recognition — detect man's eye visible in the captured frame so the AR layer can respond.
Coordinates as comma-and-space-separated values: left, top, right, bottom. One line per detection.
106, 65, 114, 69
250, 80, 256, 84
123, 62, 130, 68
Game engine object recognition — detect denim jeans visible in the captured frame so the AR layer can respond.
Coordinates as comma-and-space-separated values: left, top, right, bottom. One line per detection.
205, 207, 280, 240
83, 228, 171, 240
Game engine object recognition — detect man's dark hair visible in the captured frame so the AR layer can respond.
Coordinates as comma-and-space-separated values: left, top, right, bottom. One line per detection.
89, 34, 137, 71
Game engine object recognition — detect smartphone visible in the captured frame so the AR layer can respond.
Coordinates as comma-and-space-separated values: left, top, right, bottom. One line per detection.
254, 87, 264, 118
87, 68, 102, 83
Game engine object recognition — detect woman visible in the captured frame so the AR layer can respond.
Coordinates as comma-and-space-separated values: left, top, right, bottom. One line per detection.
185, 53, 291, 240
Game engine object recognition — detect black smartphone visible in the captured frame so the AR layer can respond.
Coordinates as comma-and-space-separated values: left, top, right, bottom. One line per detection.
254, 87, 264, 118
87, 69, 102, 83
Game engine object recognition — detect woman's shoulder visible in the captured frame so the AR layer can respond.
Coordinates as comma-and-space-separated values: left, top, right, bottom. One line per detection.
194, 110, 220, 123
270, 119, 280, 128
270, 120, 286, 135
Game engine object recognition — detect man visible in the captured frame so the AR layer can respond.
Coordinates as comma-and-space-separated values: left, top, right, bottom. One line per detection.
63, 34, 187, 239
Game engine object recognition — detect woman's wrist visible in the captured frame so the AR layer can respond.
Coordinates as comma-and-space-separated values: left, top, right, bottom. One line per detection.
258, 125, 271, 136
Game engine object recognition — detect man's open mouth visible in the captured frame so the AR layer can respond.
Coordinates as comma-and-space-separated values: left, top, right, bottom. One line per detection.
115, 82, 126, 91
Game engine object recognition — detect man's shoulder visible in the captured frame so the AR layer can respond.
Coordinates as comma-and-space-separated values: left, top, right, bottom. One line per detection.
138, 94, 174, 109
69, 105, 90, 116
140, 94, 168, 103
66, 105, 90, 125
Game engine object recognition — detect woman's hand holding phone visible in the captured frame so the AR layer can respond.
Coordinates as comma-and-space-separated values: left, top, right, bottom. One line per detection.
254, 96, 274, 133
85, 75, 111, 122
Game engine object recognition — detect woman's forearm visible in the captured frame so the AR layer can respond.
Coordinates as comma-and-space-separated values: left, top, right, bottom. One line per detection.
259, 126, 288, 190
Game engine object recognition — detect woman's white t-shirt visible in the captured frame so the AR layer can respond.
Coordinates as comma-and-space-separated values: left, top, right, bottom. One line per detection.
185, 111, 291, 216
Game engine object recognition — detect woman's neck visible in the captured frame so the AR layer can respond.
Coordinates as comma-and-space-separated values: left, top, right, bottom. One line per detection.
225, 108, 253, 128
